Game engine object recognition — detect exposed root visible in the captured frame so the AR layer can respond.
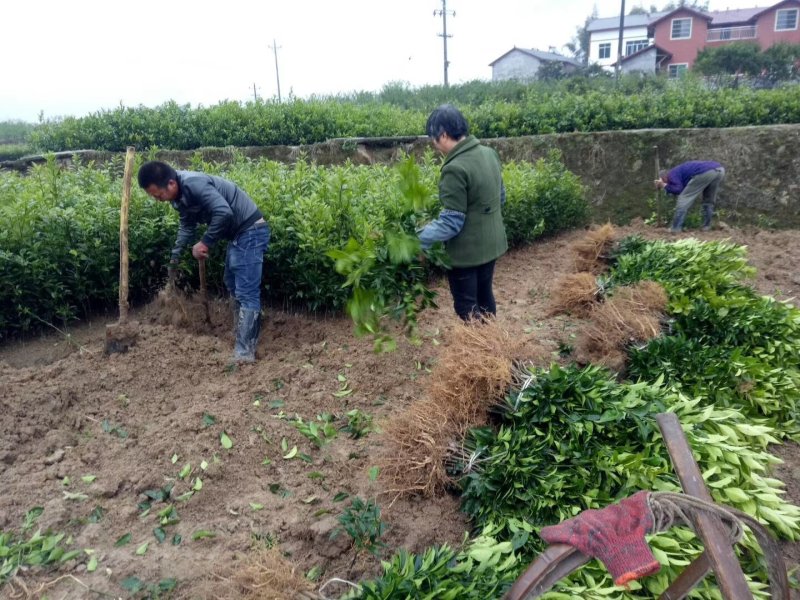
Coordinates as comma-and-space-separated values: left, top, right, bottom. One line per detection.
378, 318, 520, 500
548, 272, 601, 317
572, 223, 617, 273
573, 281, 668, 373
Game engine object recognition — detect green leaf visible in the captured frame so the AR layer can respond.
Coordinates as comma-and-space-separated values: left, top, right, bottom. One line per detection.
250, 503, 264, 511
202, 413, 217, 427
114, 533, 132, 547
283, 446, 298, 459
86, 555, 98, 572
135, 541, 149, 555
191, 530, 216, 541
368, 466, 380, 482
153, 527, 167, 544
220, 432, 233, 449
120, 576, 144, 592
333, 492, 349, 502
81, 475, 96, 484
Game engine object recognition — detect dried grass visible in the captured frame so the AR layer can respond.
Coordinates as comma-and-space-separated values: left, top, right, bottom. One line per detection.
548, 272, 600, 317
379, 318, 520, 500
184, 547, 318, 600
572, 223, 617, 273
573, 281, 667, 373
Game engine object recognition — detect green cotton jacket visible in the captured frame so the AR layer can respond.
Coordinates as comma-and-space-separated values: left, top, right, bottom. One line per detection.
439, 136, 508, 268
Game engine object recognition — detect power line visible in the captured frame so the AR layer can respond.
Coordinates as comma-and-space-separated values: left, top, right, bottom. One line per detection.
433, 0, 455, 87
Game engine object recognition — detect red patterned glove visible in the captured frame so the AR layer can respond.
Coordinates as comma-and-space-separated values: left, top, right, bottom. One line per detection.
540, 491, 660, 587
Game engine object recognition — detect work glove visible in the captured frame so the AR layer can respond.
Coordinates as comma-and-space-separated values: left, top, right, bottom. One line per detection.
540, 491, 660, 587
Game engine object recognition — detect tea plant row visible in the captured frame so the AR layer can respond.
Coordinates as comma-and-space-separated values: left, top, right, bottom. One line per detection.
25, 82, 800, 153
0, 151, 587, 339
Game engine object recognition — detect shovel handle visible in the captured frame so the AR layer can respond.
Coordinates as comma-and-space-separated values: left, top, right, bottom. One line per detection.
198, 259, 207, 297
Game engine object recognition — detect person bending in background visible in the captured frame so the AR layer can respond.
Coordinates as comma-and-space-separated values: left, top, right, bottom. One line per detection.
655, 160, 725, 233
418, 104, 508, 321
137, 161, 270, 363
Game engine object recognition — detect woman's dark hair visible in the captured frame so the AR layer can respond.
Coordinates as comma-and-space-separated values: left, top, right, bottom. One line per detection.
425, 104, 469, 140
137, 161, 178, 189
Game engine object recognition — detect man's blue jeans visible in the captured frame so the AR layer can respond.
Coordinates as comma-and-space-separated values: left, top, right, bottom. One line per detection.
223, 224, 270, 311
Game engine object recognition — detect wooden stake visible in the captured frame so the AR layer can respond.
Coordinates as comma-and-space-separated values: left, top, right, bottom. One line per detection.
118, 146, 135, 323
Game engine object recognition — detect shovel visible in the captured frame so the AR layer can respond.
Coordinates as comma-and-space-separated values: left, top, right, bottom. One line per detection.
105, 146, 139, 354
198, 258, 211, 324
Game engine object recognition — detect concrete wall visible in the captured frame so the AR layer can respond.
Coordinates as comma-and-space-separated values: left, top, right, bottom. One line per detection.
589, 25, 651, 68
3, 125, 799, 227
621, 48, 658, 74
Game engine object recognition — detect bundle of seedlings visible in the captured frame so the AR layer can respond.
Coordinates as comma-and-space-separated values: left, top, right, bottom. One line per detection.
548, 272, 602, 317
457, 363, 800, 599
190, 546, 318, 600
572, 280, 668, 372
572, 222, 617, 273
379, 318, 520, 499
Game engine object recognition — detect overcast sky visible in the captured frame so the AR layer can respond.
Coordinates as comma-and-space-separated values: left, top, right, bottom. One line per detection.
1, 0, 767, 122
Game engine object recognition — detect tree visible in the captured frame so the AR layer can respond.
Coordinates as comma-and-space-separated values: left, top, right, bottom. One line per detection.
629, 6, 648, 15
762, 43, 800, 81
659, 0, 709, 10
694, 42, 762, 76
564, 8, 597, 65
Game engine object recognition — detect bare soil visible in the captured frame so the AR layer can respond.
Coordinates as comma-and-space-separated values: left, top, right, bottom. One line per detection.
1, 222, 800, 599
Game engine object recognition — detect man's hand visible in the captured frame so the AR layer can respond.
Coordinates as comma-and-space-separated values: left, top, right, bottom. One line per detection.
192, 241, 209, 260
654, 179, 666, 191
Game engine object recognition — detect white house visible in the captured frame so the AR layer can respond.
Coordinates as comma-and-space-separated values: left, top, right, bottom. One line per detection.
587, 12, 665, 68
489, 47, 582, 81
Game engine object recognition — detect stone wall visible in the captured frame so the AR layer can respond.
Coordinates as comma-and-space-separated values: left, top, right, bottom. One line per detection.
3, 125, 798, 226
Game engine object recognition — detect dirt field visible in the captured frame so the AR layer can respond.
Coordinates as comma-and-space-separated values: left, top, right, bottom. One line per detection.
1, 222, 799, 599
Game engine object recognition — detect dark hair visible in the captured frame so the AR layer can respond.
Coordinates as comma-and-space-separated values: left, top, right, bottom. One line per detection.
425, 104, 469, 140
137, 161, 178, 189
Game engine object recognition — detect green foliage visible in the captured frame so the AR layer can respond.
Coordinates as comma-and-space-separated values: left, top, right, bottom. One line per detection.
345, 524, 519, 599
342, 409, 374, 439
607, 236, 800, 434
334, 497, 386, 557
25, 81, 800, 153
694, 42, 800, 82
0, 120, 34, 144
293, 413, 338, 447
0, 507, 82, 585
503, 151, 589, 245
0, 152, 587, 339
0, 144, 32, 161
694, 42, 764, 76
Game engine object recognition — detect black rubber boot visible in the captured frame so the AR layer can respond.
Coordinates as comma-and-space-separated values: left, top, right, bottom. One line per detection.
701, 204, 714, 231
231, 299, 241, 335
232, 308, 261, 363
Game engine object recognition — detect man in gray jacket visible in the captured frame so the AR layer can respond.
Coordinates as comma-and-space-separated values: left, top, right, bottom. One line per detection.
138, 161, 270, 363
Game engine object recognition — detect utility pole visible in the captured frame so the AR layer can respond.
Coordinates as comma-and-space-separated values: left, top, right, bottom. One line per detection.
253, 82, 258, 102
269, 39, 282, 102
615, 0, 626, 79
434, 0, 455, 87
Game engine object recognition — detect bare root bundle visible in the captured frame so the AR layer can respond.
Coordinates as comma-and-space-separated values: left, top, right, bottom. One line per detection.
185, 547, 317, 600
548, 272, 601, 317
572, 223, 617, 273
378, 318, 520, 500
378, 398, 454, 498
573, 281, 667, 373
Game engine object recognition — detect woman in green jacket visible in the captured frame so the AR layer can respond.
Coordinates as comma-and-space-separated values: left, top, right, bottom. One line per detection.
418, 104, 508, 321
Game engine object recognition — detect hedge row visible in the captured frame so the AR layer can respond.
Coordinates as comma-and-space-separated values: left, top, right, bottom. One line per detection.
0, 151, 587, 339
27, 83, 800, 153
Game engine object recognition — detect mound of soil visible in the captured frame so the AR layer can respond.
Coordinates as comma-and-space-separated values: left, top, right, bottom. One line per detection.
1, 223, 799, 599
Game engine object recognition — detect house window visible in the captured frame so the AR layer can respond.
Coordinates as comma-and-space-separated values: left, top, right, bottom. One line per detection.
775, 8, 798, 31
671, 17, 692, 39
625, 39, 649, 55
668, 63, 689, 78
598, 43, 611, 59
